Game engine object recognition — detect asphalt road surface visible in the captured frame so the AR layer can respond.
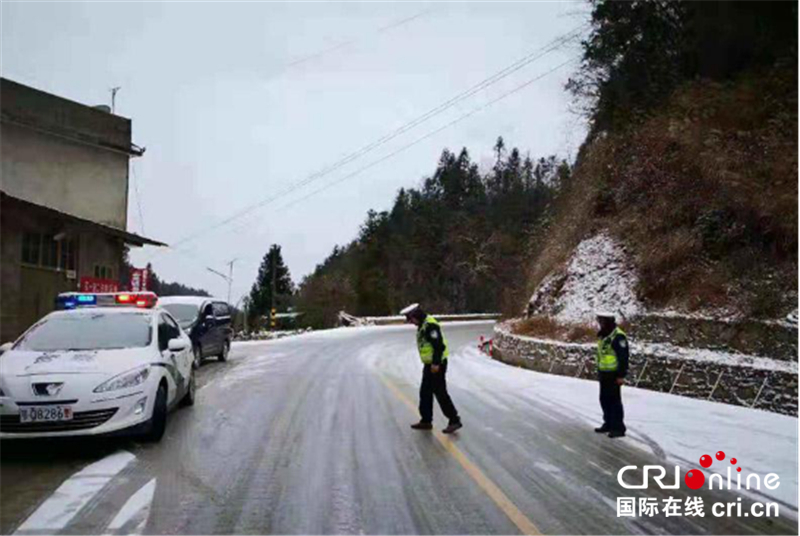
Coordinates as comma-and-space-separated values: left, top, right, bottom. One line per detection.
1, 322, 797, 535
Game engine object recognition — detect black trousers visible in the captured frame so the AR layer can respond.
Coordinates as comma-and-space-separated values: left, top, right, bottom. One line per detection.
599, 372, 626, 432
419, 362, 460, 425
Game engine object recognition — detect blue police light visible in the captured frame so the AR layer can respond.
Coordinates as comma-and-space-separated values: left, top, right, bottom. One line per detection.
61, 298, 77, 309
57, 293, 96, 309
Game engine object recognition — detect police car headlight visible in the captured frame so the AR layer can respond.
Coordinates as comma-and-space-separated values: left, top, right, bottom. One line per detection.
93, 367, 150, 393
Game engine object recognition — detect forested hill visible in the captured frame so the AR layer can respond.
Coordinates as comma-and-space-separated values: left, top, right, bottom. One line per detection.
298, 1, 798, 329
526, 0, 797, 321
296, 143, 570, 327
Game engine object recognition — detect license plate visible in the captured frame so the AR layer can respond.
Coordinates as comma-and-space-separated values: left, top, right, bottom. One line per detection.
19, 406, 73, 423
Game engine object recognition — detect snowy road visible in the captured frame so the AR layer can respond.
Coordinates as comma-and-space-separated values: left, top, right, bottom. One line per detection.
1, 322, 796, 535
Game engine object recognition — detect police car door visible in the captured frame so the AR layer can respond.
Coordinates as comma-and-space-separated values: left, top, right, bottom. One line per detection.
158, 313, 189, 405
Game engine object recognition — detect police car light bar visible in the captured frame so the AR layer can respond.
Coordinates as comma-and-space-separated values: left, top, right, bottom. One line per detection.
57, 292, 158, 309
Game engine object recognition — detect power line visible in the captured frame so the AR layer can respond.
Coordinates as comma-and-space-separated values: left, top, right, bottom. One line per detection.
131, 161, 146, 235
282, 59, 576, 219
281, 60, 576, 213
277, 8, 435, 73
221, 56, 578, 268
151, 24, 586, 258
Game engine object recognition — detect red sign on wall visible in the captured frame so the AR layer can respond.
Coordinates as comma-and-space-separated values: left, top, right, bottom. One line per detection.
129, 268, 150, 292
80, 277, 119, 293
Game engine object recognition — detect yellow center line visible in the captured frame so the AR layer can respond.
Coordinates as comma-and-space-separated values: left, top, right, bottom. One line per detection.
380, 375, 543, 536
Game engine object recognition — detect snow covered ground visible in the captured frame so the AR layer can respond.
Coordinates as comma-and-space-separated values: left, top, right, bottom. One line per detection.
455, 346, 798, 508
233, 323, 797, 509
351, 324, 798, 509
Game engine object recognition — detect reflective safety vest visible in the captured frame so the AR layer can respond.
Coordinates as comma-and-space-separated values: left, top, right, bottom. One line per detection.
417, 315, 449, 364
597, 327, 626, 372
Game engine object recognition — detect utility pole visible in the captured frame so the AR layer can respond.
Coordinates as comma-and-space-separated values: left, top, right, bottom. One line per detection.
270, 251, 277, 330
110, 86, 121, 114
226, 258, 237, 304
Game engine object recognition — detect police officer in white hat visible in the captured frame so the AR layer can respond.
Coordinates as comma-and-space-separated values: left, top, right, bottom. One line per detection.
595, 311, 629, 438
401, 303, 462, 434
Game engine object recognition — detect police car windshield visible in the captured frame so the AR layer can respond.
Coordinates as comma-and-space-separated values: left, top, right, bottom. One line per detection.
160, 304, 199, 328
15, 312, 152, 351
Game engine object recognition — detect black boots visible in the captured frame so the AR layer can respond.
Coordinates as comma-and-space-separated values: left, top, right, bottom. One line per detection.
442, 422, 463, 434
410, 421, 433, 430
411, 421, 463, 434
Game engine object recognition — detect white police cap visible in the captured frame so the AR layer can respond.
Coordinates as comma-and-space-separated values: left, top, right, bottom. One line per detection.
400, 303, 420, 316
596, 310, 616, 321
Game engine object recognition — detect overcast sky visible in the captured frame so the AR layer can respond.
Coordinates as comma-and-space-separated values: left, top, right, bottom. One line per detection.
2, 1, 589, 304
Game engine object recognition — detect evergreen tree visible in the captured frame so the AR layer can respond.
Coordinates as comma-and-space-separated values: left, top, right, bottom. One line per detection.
248, 245, 295, 325
297, 141, 565, 327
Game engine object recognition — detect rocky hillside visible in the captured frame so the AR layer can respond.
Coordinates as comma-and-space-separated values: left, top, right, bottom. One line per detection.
525, 63, 797, 325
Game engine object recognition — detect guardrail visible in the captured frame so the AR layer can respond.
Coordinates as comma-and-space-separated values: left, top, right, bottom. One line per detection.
338, 311, 501, 326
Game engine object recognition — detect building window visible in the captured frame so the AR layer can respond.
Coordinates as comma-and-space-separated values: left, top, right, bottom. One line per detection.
22, 232, 40, 265
94, 264, 114, 280
21, 232, 76, 271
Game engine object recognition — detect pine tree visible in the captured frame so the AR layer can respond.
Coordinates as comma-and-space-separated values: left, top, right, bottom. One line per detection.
248, 245, 295, 325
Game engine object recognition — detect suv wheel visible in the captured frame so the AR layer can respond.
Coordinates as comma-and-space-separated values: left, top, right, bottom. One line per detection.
218, 340, 230, 362
181, 368, 196, 407
192, 344, 202, 369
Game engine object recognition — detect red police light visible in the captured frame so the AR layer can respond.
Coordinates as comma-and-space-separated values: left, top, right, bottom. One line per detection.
133, 293, 158, 308
114, 292, 157, 308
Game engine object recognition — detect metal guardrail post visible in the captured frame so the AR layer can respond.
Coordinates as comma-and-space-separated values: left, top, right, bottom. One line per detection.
750, 376, 769, 409
668, 363, 685, 394
707, 371, 724, 400
634, 358, 649, 387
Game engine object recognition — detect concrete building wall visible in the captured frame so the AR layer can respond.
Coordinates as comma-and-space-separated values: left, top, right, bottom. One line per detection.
0, 198, 124, 342
0, 122, 129, 229
78, 231, 124, 282
0, 218, 23, 342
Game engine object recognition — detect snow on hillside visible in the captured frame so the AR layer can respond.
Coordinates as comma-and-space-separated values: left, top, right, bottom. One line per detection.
529, 231, 642, 323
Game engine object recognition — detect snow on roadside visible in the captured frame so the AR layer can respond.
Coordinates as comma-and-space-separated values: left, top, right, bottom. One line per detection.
529, 231, 642, 323
497, 323, 796, 373
457, 346, 798, 508
639, 341, 798, 373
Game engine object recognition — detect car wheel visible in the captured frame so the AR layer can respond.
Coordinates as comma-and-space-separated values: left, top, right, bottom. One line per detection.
143, 383, 168, 442
181, 368, 195, 407
218, 339, 230, 362
192, 344, 202, 369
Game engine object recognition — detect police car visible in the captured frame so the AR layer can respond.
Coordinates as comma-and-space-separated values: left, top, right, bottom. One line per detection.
0, 292, 195, 442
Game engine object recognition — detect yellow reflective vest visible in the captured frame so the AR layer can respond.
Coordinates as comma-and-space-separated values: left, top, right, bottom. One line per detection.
417, 315, 450, 364
597, 327, 626, 372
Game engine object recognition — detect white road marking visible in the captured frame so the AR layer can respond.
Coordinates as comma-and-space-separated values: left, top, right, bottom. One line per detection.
15, 451, 135, 533
107, 478, 156, 533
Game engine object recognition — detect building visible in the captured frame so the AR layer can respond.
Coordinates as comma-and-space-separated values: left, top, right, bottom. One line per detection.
0, 78, 165, 342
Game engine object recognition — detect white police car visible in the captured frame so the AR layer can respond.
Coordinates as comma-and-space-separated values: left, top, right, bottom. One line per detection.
0, 292, 195, 442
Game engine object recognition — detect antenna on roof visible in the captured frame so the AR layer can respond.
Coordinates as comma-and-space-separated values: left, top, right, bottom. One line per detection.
109, 86, 121, 114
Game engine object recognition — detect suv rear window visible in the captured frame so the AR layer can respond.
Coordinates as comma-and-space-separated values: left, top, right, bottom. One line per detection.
161, 303, 200, 327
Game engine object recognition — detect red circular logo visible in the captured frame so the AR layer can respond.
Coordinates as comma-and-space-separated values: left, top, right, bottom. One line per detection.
685, 469, 705, 490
